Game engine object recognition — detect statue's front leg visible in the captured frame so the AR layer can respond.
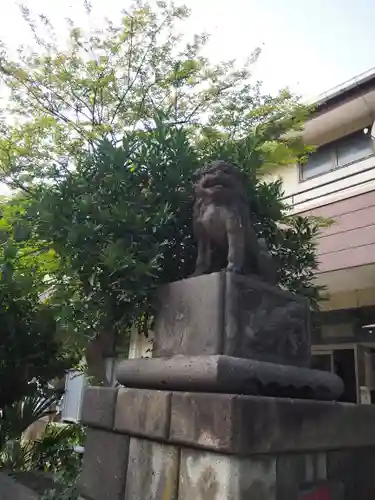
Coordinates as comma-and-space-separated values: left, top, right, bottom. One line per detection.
226, 215, 245, 274
192, 236, 212, 276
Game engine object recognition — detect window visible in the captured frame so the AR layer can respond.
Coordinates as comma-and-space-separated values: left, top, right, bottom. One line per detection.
302, 146, 334, 179
336, 132, 374, 167
300, 128, 374, 181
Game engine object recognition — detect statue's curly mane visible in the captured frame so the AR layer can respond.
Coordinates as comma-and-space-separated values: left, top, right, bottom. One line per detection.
193, 160, 248, 204
193, 160, 246, 184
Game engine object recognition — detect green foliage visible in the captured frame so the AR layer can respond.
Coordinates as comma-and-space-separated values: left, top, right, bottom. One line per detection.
0, 0, 293, 190
0, 196, 76, 410
41, 471, 80, 500
1, 424, 83, 499
27, 423, 84, 474
0, 390, 83, 500
32, 119, 323, 340
0, 387, 83, 468
0, 390, 61, 446
35, 122, 198, 334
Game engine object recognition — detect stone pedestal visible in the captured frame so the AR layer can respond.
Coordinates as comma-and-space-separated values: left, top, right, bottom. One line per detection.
153, 272, 311, 366
115, 354, 342, 400
78, 273, 375, 499
119, 273, 343, 401
79, 386, 375, 500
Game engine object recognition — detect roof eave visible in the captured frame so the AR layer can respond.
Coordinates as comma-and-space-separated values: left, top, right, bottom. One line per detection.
309, 69, 375, 115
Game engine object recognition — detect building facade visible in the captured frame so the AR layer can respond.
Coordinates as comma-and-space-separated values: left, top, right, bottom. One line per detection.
268, 69, 375, 403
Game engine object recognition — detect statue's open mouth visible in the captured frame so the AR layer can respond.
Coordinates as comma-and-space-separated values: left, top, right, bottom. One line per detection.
203, 175, 231, 189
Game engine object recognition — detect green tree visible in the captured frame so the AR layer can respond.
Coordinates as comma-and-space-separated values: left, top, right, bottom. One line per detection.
0, 0, 308, 190
0, 195, 75, 410
0, 1, 321, 358
34, 120, 322, 341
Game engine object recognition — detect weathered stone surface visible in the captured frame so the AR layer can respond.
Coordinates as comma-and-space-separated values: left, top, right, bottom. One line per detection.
114, 387, 171, 439
153, 272, 225, 358
115, 355, 343, 401
153, 272, 311, 367
224, 273, 311, 366
0, 472, 40, 500
178, 448, 276, 500
79, 428, 129, 500
327, 448, 375, 500
277, 453, 328, 500
7, 472, 55, 497
170, 392, 375, 455
124, 438, 179, 500
81, 386, 118, 430
172, 391, 234, 451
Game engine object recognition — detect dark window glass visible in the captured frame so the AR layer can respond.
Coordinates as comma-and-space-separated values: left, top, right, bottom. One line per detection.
336, 131, 373, 167
300, 147, 334, 180
300, 128, 374, 181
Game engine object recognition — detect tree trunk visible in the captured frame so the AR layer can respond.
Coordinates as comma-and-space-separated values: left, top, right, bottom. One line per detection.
85, 330, 116, 385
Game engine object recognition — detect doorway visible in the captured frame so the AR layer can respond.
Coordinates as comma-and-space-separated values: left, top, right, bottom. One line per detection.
311, 347, 356, 403
333, 349, 356, 402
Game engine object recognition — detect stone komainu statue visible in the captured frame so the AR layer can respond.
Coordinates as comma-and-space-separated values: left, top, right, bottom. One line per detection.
192, 160, 277, 284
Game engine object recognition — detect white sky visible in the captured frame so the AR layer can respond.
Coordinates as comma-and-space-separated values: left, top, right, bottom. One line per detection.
0, 0, 375, 194
1, 0, 375, 98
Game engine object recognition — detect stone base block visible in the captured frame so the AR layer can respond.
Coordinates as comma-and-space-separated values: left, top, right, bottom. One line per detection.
81, 386, 118, 430
153, 272, 311, 367
81, 386, 375, 456
115, 354, 343, 400
179, 448, 276, 500
79, 432, 353, 500
125, 438, 179, 500
79, 386, 375, 500
170, 392, 375, 455
114, 387, 171, 439
79, 428, 129, 500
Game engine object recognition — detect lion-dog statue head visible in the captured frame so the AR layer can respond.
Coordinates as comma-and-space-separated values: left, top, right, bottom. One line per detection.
192, 160, 277, 283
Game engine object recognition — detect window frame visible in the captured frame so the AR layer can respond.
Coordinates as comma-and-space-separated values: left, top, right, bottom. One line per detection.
299, 128, 374, 183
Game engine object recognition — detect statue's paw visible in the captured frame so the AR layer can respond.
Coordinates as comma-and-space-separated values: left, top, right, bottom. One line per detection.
191, 267, 206, 277
226, 263, 243, 274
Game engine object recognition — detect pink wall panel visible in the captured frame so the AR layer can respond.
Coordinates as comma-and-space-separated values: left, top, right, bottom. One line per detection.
318, 224, 375, 255
319, 205, 375, 237
302, 189, 375, 219
318, 243, 375, 273
299, 190, 375, 273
